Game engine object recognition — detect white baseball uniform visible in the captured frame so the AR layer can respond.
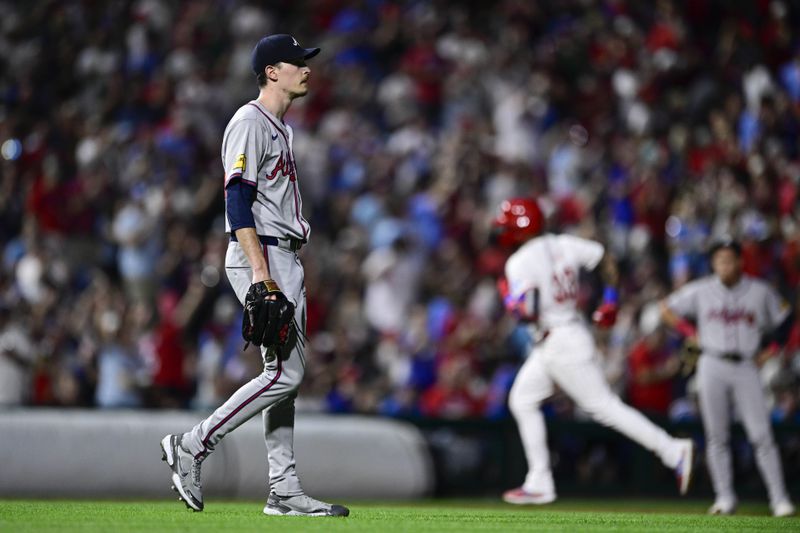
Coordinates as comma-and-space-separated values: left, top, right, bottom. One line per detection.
666, 275, 792, 508
506, 233, 685, 496
181, 100, 309, 497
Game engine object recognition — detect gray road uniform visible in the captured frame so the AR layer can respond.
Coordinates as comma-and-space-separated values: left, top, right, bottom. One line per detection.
666, 275, 791, 508
182, 100, 309, 497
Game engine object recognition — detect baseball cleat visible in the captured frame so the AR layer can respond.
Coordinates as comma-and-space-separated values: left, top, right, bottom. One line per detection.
674, 439, 694, 496
772, 501, 796, 517
502, 487, 557, 505
708, 499, 736, 515
160, 434, 204, 512
263, 492, 349, 517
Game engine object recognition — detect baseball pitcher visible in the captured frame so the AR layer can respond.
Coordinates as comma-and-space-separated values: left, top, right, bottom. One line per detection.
495, 197, 694, 505
159, 34, 348, 517
661, 239, 795, 517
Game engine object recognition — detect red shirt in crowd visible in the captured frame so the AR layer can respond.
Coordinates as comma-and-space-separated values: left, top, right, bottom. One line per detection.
627, 339, 674, 416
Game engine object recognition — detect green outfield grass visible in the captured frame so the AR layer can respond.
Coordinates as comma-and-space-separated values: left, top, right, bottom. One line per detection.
0, 498, 796, 532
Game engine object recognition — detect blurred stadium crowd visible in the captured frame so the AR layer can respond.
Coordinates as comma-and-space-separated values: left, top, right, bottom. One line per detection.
0, 0, 799, 426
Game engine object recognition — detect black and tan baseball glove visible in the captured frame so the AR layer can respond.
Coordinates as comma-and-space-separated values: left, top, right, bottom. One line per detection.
242, 279, 294, 350
679, 338, 702, 377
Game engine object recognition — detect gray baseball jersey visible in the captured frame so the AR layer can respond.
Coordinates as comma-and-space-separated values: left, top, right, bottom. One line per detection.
222, 100, 310, 242
666, 275, 789, 359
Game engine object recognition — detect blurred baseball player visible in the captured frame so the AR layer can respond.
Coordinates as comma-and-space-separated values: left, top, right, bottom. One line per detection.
494, 197, 694, 505
160, 34, 349, 517
661, 239, 795, 517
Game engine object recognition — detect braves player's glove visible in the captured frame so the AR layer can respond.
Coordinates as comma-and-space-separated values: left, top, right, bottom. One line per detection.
679, 338, 702, 377
242, 279, 294, 350
592, 302, 618, 328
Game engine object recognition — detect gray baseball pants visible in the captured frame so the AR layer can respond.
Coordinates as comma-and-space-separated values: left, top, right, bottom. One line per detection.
697, 355, 789, 506
182, 241, 307, 496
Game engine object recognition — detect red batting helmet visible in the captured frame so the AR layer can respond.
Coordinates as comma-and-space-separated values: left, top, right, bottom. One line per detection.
492, 197, 544, 247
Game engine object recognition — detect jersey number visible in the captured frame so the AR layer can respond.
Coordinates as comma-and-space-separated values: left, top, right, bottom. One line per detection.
267, 152, 296, 182
552, 267, 577, 303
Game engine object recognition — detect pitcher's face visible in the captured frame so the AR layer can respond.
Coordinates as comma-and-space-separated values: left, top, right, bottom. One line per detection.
275, 59, 311, 99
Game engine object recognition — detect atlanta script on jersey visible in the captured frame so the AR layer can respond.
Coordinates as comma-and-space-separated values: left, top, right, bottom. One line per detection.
222, 100, 309, 242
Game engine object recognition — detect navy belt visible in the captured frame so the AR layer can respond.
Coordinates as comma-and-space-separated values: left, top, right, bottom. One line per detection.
719, 352, 744, 363
706, 351, 745, 363
229, 233, 304, 252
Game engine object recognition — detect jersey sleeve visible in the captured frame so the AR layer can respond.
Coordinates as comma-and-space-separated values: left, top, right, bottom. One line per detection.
665, 281, 701, 318
223, 119, 267, 187
561, 234, 605, 270
764, 284, 791, 329
504, 254, 536, 300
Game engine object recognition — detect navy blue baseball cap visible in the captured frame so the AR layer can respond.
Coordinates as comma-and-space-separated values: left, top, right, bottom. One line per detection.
708, 237, 742, 257
251, 34, 320, 74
